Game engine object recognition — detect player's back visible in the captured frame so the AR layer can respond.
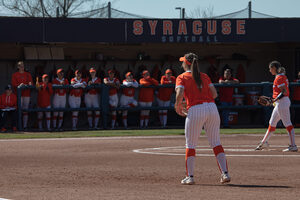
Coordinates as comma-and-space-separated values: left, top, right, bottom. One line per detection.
176, 72, 214, 109
273, 74, 289, 98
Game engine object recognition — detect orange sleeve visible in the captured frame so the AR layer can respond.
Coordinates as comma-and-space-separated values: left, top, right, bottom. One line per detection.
150, 78, 159, 85
139, 78, 151, 86
176, 75, 184, 88
160, 76, 165, 84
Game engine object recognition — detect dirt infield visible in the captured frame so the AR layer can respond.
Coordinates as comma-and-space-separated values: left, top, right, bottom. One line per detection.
0, 134, 299, 200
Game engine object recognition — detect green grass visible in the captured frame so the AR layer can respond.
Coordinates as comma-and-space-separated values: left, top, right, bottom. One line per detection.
0, 128, 299, 139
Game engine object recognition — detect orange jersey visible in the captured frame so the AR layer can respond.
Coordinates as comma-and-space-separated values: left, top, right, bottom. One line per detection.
87, 77, 101, 95
52, 78, 69, 96
273, 74, 290, 99
11, 71, 33, 97
0, 93, 17, 109
37, 83, 53, 108
157, 75, 176, 101
139, 77, 159, 102
70, 78, 86, 97
104, 77, 119, 96
176, 71, 214, 110
293, 79, 300, 101
122, 79, 138, 97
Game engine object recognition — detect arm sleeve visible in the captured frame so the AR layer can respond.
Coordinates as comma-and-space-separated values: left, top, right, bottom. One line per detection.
175, 75, 184, 89
151, 78, 159, 86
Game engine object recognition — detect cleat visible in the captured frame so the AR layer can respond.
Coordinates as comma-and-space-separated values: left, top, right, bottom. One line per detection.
72, 127, 78, 131
255, 141, 269, 151
220, 172, 231, 184
181, 176, 195, 185
94, 127, 100, 130
282, 145, 298, 152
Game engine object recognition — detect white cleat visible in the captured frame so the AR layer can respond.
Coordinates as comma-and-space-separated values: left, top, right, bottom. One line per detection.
255, 141, 269, 151
181, 176, 195, 185
220, 172, 231, 184
282, 145, 298, 152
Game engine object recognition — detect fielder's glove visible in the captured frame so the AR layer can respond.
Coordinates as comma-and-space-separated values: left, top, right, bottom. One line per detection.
257, 96, 273, 106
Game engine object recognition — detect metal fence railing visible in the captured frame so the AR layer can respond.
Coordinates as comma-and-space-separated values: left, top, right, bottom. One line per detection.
16, 82, 300, 130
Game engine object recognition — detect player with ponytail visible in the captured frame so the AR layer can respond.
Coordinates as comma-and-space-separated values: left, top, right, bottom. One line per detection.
175, 53, 231, 185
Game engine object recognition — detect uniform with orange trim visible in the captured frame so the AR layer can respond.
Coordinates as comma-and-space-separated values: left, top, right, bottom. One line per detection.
11, 61, 32, 130
0, 85, 17, 132
256, 62, 298, 152
157, 69, 176, 127
52, 68, 69, 131
120, 72, 138, 128
104, 69, 120, 129
85, 68, 102, 129
37, 74, 53, 131
175, 53, 230, 185
69, 70, 86, 131
138, 70, 158, 128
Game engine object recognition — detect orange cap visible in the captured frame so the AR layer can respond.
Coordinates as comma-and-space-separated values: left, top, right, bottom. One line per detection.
89, 68, 96, 73
42, 74, 48, 79
142, 70, 149, 76
179, 56, 191, 65
75, 69, 81, 75
56, 68, 64, 74
165, 69, 172, 74
125, 72, 132, 77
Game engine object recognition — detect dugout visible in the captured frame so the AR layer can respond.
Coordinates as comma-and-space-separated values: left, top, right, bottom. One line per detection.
0, 17, 300, 128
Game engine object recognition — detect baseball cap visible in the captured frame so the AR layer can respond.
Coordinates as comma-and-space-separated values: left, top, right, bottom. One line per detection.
56, 68, 64, 74
165, 69, 172, 74
75, 69, 81, 75
5, 84, 12, 90
179, 56, 191, 65
125, 72, 132, 77
142, 70, 149, 76
89, 68, 96, 73
42, 74, 48, 79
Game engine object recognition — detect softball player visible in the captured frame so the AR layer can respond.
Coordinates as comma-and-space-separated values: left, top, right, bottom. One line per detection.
85, 68, 101, 129
36, 74, 53, 131
139, 70, 159, 128
255, 61, 298, 152
157, 69, 176, 128
104, 69, 120, 129
52, 68, 69, 131
69, 70, 86, 131
175, 53, 230, 185
11, 61, 32, 130
120, 72, 138, 128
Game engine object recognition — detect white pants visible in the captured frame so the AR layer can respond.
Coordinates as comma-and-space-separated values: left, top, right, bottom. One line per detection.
53, 94, 66, 117
157, 98, 170, 113
109, 94, 119, 108
120, 95, 137, 107
185, 103, 221, 149
139, 102, 152, 116
69, 95, 81, 117
269, 97, 292, 127
21, 97, 30, 109
85, 93, 100, 108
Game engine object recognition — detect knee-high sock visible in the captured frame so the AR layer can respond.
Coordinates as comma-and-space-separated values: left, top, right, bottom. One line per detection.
58, 116, 63, 128
23, 112, 28, 128
145, 115, 149, 127
94, 113, 100, 128
140, 114, 145, 127
262, 125, 276, 144
213, 145, 228, 174
46, 117, 51, 130
159, 112, 163, 125
87, 112, 93, 128
72, 115, 78, 128
52, 114, 57, 128
111, 111, 116, 128
122, 115, 127, 128
286, 125, 296, 146
185, 148, 196, 177
163, 112, 167, 126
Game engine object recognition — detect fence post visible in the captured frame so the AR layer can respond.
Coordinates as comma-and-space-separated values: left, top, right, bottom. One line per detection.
17, 86, 22, 131
101, 84, 109, 129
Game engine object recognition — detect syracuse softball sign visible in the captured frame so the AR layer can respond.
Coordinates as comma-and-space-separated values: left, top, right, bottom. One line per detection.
130, 19, 246, 43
